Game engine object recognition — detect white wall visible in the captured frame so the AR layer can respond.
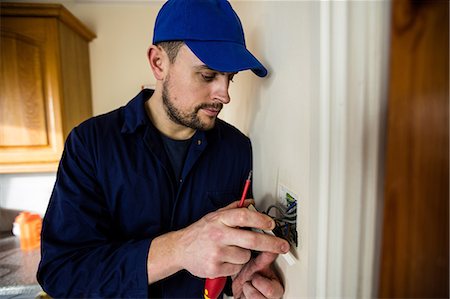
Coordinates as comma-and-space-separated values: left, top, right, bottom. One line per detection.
66, 1, 162, 115
228, 2, 318, 296
0, 1, 390, 298
0, 173, 56, 215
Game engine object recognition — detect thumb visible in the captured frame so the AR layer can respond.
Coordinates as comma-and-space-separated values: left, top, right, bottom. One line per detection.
253, 252, 278, 272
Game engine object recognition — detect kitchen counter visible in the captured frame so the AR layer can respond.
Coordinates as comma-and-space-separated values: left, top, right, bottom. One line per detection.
0, 233, 42, 298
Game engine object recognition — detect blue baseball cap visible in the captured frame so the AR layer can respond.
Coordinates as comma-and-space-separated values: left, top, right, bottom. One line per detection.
153, 0, 268, 77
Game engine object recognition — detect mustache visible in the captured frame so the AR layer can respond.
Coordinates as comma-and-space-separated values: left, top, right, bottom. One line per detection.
195, 102, 223, 112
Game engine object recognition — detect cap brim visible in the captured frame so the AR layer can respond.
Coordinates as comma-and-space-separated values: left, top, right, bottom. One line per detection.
185, 40, 268, 77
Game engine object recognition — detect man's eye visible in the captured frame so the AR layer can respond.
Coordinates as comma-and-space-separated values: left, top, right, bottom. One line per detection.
202, 73, 216, 81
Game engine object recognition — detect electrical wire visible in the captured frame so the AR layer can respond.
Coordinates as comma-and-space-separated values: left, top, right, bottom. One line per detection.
264, 202, 298, 246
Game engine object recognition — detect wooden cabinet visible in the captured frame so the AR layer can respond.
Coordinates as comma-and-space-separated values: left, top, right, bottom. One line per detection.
0, 3, 95, 173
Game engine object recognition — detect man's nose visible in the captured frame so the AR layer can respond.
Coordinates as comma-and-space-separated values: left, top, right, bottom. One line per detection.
213, 76, 231, 104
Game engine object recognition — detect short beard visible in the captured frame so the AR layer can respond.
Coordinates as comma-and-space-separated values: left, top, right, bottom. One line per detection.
162, 76, 222, 131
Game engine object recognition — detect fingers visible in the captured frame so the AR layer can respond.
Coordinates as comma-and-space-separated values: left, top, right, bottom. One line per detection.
206, 248, 272, 277
242, 282, 265, 299
253, 252, 278, 272
221, 226, 289, 254
209, 262, 243, 278
233, 270, 284, 299
219, 206, 275, 230
221, 246, 252, 265
204, 204, 290, 254
231, 252, 276, 290
179, 201, 289, 279
232, 252, 284, 298
251, 273, 284, 299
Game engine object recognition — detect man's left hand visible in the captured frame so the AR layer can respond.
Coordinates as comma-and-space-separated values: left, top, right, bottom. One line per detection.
232, 252, 284, 299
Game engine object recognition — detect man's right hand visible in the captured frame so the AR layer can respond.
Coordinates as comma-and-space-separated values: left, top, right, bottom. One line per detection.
146, 199, 290, 283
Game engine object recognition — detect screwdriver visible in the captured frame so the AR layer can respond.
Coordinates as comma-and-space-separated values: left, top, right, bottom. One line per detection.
203, 170, 252, 299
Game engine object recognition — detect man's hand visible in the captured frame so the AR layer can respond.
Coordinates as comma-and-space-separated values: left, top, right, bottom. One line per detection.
232, 252, 284, 299
176, 200, 290, 278
147, 199, 290, 284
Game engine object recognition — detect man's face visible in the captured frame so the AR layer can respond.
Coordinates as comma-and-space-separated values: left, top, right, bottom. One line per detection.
161, 45, 235, 131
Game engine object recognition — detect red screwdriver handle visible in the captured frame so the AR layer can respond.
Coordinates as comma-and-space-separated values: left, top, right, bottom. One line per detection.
204, 276, 227, 299
203, 171, 252, 299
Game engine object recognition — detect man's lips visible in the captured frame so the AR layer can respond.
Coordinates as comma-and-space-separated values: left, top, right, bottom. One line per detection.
201, 107, 221, 116
198, 103, 223, 117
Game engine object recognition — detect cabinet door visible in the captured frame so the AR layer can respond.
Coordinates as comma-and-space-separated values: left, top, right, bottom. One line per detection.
0, 17, 64, 172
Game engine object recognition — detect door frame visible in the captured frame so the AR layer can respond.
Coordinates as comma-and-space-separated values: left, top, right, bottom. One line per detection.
309, 1, 391, 297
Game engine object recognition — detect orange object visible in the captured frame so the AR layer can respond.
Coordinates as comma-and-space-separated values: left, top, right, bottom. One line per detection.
14, 212, 42, 250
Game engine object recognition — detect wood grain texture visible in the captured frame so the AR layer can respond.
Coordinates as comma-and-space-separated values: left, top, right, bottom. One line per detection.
0, 31, 47, 146
0, 17, 64, 167
58, 22, 93, 138
0, 3, 94, 173
379, 0, 449, 297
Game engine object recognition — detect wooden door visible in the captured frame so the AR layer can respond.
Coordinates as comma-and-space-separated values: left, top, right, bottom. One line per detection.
379, 0, 449, 298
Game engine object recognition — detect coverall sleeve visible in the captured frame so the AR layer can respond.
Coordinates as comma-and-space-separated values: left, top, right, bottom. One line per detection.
37, 128, 152, 298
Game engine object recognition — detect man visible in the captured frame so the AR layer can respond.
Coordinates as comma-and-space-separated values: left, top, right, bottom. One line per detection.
37, 0, 290, 298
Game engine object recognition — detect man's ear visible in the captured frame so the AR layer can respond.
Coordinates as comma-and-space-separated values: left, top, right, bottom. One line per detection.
147, 45, 166, 81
